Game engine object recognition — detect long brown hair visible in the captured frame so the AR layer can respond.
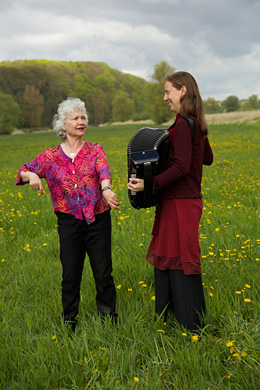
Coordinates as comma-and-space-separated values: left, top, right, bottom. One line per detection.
166, 71, 209, 138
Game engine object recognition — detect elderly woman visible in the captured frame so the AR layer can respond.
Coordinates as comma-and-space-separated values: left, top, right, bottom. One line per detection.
16, 97, 120, 330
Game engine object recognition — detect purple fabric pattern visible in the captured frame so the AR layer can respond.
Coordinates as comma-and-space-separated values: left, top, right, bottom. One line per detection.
16, 142, 111, 224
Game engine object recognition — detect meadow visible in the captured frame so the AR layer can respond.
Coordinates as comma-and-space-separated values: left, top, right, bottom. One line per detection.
0, 118, 259, 389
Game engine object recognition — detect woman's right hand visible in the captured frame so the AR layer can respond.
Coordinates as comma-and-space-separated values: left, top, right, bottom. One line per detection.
128, 177, 144, 192
21, 171, 43, 194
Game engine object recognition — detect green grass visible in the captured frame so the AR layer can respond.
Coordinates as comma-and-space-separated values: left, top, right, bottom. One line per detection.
0, 121, 260, 389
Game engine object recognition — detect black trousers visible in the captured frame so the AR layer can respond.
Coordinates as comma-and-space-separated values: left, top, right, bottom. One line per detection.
154, 268, 205, 331
57, 210, 116, 321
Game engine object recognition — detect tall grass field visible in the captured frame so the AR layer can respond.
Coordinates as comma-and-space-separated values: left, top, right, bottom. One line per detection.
0, 118, 259, 389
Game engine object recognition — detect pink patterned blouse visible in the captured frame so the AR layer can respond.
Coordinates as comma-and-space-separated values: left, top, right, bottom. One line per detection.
16, 142, 111, 224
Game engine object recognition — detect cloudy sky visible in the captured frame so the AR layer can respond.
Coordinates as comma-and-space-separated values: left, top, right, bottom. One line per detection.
0, 0, 259, 100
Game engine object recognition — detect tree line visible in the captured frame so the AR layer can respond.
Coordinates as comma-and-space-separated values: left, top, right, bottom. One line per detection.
0, 59, 259, 134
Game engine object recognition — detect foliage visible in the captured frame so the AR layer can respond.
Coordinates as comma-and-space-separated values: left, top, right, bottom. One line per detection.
0, 60, 147, 127
112, 91, 135, 122
241, 95, 260, 111
222, 95, 241, 112
23, 85, 44, 128
0, 119, 259, 389
146, 61, 175, 123
0, 91, 21, 134
203, 97, 222, 114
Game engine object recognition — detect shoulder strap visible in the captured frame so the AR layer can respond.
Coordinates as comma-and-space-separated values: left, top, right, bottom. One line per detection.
183, 116, 195, 143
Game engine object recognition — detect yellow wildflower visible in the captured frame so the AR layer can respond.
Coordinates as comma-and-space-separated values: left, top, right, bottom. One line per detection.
226, 340, 235, 347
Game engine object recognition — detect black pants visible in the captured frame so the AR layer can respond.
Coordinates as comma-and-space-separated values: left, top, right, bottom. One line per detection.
154, 268, 205, 331
57, 210, 116, 321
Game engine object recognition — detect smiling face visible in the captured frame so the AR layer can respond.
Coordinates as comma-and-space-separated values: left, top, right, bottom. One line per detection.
64, 110, 87, 139
164, 80, 186, 113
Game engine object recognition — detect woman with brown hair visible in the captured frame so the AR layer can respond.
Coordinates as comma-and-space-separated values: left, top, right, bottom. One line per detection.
128, 71, 213, 331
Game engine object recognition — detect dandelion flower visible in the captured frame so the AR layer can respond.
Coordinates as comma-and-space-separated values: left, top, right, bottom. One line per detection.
235, 291, 242, 294
241, 351, 247, 357
226, 340, 235, 347
182, 333, 187, 337
244, 298, 251, 303
134, 377, 140, 383
116, 285, 122, 289
51, 336, 56, 341
128, 288, 133, 292
151, 296, 155, 301
245, 284, 251, 288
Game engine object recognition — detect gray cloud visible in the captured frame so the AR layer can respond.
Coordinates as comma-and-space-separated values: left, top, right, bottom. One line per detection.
0, 0, 260, 99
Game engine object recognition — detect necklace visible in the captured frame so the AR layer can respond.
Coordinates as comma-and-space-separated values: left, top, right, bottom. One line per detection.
64, 141, 84, 158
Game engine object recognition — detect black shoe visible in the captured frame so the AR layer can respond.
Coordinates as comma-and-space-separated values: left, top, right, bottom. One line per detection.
64, 319, 78, 332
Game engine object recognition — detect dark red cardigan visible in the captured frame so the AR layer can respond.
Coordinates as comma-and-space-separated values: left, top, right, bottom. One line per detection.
153, 115, 213, 199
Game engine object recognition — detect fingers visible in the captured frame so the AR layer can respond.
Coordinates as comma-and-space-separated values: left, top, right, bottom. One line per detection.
29, 175, 43, 194
103, 190, 120, 210
128, 178, 144, 192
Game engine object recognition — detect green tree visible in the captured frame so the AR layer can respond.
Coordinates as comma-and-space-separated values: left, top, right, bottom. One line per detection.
112, 91, 135, 122
146, 60, 175, 123
203, 97, 222, 114
240, 95, 260, 111
91, 87, 110, 125
0, 91, 21, 134
222, 95, 240, 112
23, 85, 44, 127
243, 94, 260, 110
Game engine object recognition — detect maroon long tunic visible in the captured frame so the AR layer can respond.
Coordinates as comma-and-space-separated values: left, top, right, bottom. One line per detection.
146, 114, 213, 275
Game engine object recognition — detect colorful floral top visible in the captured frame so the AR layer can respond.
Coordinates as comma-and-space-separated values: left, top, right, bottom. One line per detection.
16, 142, 111, 224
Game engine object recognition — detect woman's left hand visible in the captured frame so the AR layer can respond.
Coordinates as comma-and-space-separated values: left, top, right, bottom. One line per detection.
102, 189, 120, 210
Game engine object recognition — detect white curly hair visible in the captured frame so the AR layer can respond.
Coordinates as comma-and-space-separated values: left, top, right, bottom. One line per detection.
52, 98, 89, 140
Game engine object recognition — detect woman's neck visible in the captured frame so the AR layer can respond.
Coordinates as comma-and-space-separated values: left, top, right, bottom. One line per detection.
62, 137, 85, 158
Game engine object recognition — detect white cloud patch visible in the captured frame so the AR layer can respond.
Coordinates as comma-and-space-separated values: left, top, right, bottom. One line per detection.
0, 0, 260, 99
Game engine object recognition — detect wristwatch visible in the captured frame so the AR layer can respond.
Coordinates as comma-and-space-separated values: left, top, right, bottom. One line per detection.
102, 186, 111, 192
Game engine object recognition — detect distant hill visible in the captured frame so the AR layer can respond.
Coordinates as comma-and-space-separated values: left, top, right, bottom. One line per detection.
0, 59, 149, 128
